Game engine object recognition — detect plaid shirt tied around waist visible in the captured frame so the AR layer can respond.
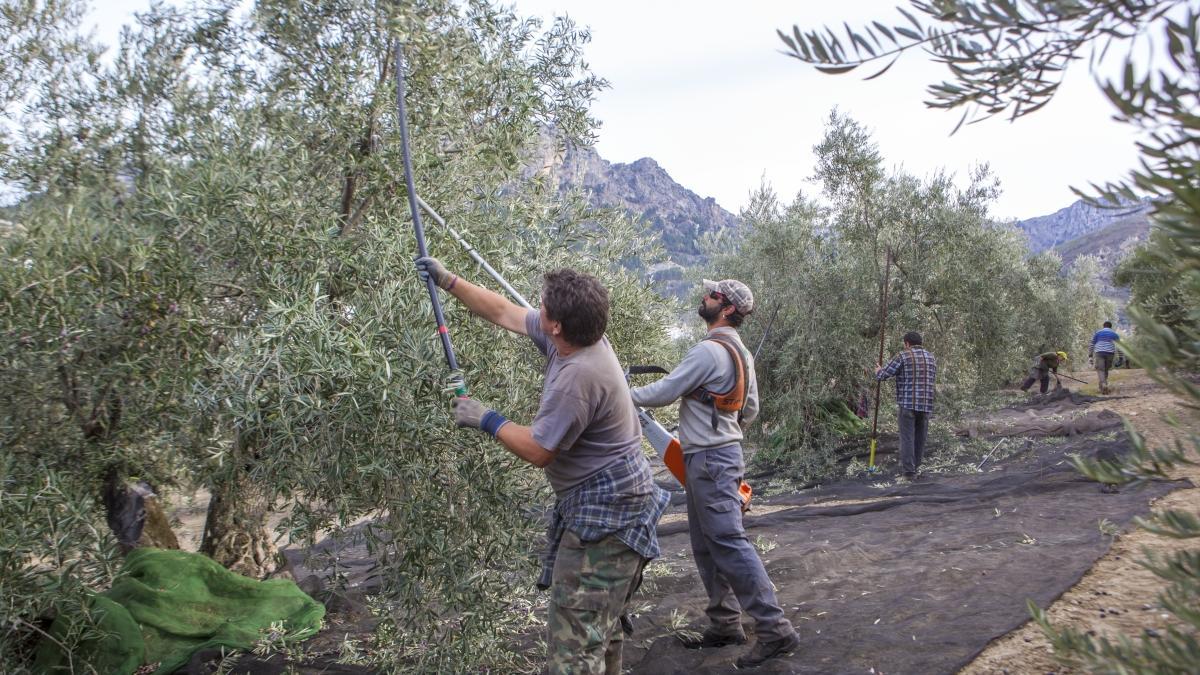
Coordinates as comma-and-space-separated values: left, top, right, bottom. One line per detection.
876, 347, 937, 414
538, 453, 669, 589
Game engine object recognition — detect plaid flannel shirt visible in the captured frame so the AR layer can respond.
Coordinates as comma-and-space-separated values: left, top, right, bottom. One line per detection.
876, 346, 937, 414
538, 453, 669, 589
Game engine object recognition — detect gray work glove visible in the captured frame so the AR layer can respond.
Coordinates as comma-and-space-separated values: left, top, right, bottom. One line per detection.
415, 256, 454, 289
452, 397, 509, 437
452, 396, 486, 429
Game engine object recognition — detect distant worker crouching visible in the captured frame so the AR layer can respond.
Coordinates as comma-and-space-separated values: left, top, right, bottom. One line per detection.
1020, 351, 1068, 395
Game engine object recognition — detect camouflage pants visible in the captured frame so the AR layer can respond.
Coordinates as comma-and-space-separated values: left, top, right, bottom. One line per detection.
548, 530, 647, 675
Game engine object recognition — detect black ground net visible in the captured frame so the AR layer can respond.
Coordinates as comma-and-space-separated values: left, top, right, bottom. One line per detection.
178, 392, 1189, 674
624, 394, 1189, 674
956, 388, 1125, 439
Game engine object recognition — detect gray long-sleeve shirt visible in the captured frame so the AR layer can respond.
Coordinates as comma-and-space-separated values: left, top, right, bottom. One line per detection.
630, 327, 759, 453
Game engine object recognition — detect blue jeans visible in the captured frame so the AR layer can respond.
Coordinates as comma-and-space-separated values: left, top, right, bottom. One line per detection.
684, 444, 794, 641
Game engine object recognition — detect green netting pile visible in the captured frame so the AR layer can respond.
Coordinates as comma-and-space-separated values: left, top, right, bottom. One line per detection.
35, 548, 325, 674
819, 399, 869, 436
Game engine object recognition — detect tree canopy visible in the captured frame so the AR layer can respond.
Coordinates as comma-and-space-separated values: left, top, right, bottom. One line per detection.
1, 0, 675, 670
780, 1, 1200, 670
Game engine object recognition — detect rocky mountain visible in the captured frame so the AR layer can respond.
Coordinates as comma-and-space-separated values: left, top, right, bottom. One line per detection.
530, 139, 740, 276
1015, 198, 1151, 253
1051, 208, 1151, 269
1015, 198, 1154, 313
528, 137, 1156, 309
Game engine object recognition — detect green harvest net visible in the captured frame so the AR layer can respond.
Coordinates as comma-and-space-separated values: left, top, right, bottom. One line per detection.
35, 548, 325, 674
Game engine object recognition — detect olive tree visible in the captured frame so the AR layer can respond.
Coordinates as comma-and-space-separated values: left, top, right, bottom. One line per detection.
779, 1, 1199, 670
711, 110, 1106, 479
2, 1, 213, 663
2, 0, 676, 670
1, 196, 206, 666
1113, 228, 1200, 340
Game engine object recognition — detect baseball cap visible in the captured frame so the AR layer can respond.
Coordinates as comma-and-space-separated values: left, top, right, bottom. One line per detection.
703, 278, 755, 314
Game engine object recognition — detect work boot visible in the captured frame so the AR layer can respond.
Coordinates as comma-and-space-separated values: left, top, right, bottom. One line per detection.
679, 627, 747, 650
736, 631, 802, 668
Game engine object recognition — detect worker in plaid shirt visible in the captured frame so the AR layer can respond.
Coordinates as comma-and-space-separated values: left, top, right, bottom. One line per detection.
875, 331, 938, 479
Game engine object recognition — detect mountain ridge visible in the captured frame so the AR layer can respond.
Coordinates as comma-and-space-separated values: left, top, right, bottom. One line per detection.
532, 138, 1150, 306
1014, 197, 1153, 313
531, 139, 741, 270
1014, 198, 1151, 253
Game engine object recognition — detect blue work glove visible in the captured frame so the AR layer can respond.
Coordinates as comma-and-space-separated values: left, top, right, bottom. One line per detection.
415, 256, 456, 290
452, 397, 508, 437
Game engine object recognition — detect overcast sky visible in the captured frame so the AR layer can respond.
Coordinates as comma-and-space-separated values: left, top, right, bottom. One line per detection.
90, 0, 1145, 221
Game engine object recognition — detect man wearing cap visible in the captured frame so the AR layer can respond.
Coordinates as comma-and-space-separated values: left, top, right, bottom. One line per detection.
630, 279, 801, 669
874, 331, 938, 480
1020, 350, 1069, 395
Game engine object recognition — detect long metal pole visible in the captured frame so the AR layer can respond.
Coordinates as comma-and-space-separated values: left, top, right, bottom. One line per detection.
868, 248, 893, 471
416, 196, 531, 309
393, 42, 466, 395
415, 194, 695, 487
977, 438, 1007, 470
753, 305, 780, 362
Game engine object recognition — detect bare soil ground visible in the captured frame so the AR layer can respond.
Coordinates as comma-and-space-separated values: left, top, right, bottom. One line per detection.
960, 368, 1199, 674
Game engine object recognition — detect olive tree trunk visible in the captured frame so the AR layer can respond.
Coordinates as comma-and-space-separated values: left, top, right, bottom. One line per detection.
199, 475, 280, 579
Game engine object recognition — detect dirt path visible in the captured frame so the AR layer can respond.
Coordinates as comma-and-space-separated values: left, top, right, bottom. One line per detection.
620, 367, 1196, 674
960, 368, 1199, 674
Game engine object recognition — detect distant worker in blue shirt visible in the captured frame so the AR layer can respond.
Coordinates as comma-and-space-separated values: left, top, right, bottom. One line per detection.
1090, 321, 1121, 395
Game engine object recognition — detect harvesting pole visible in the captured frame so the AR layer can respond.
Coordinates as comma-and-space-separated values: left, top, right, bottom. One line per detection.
412, 196, 704, 495
393, 42, 466, 396
868, 248, 893, 472
753, 305, 781, 362
415, 195, 531, 307
1055, 372, 1089, 385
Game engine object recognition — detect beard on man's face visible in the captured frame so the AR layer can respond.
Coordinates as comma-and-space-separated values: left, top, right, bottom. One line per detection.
697, 301, 722, 324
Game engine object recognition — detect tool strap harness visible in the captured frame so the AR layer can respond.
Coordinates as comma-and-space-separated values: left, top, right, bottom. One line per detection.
687, 334, 750, 431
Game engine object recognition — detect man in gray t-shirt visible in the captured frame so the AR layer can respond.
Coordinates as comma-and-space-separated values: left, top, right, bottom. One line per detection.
524, 308, 643, 493
415, 257, 667, 675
